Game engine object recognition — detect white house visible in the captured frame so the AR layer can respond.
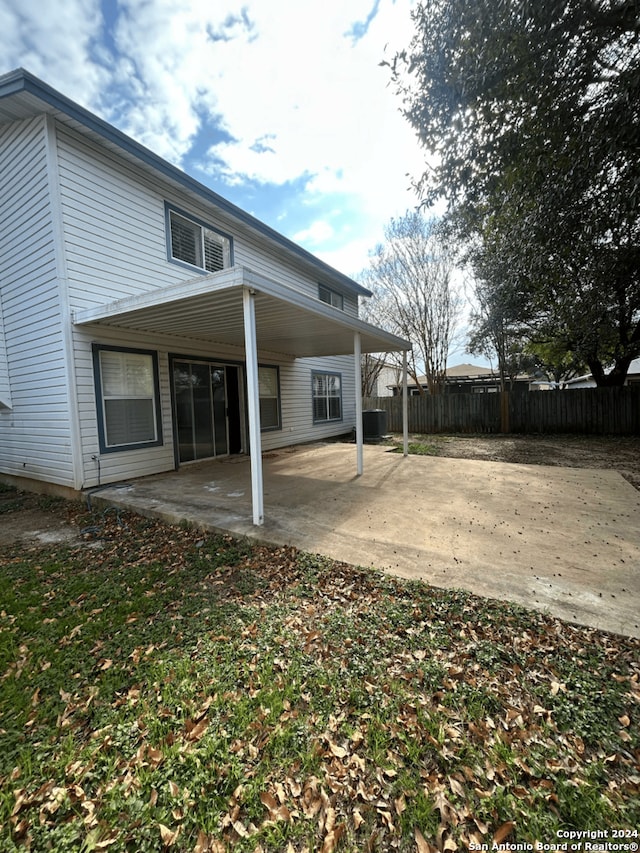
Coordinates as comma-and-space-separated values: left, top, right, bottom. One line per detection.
564, 358, 640, 389
0, 69, 409, 524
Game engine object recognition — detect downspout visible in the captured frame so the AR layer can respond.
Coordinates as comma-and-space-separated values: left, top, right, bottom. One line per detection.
243, 286, 264, 525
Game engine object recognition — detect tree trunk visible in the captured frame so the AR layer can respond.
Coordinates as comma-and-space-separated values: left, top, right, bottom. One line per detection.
589, 356, 633, 387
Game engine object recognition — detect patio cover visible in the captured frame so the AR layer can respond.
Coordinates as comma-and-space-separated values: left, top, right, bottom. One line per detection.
74, 266, 411, 524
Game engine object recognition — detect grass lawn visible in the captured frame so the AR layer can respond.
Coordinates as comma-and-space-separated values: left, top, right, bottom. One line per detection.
0, 497, 638, 852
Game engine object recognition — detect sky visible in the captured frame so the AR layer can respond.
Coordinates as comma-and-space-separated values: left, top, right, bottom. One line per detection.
0, 0, 430, 281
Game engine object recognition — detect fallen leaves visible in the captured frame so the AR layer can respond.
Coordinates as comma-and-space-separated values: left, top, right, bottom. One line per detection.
1, 508, 639, 851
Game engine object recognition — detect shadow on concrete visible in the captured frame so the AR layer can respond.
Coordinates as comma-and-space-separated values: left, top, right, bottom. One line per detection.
91, 442, 640, 638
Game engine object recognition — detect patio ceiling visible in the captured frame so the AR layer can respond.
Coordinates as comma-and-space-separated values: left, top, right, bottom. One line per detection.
73, 266, 410, 358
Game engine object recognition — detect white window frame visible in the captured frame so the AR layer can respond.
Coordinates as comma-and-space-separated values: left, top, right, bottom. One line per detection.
258, 365, 281, 431
318, 284, 344, 310
93, 345, 163, 453
312, 371, 343, 423
166, 204, 233, 274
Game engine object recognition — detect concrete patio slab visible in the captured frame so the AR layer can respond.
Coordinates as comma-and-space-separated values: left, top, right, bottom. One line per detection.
91, 442, 640, 638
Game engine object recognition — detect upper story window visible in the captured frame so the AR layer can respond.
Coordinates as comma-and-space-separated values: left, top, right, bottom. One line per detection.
166, 205, 232, 273
318, 284, 344, 310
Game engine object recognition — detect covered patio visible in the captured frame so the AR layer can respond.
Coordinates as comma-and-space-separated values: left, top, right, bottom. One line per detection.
75, 265, 411, 525
90, 440, 640, 638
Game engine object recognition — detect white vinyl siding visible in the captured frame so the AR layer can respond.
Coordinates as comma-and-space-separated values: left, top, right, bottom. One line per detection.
0, 115, 73, 486
51, 122, 359, 484
0, 294, 11, 408
262, 357, 354, 450
54, 125, 360, 317
0, 117, 359, 490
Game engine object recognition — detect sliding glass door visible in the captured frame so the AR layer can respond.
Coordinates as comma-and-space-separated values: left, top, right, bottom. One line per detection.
173, 361, 229, 462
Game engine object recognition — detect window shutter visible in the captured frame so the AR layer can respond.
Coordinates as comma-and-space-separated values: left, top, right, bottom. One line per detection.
203, 231, 224, 272
170, 213, 200, 266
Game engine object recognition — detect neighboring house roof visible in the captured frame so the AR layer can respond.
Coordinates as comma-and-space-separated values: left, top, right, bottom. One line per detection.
445, 363, 497, 378
565, 357, 640, 387
405, 365, 499, 386
0, 67, 371, 300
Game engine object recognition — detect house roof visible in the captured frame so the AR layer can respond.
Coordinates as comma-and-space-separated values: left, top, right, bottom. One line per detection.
74, 266, 410, 358
565, 357, 640, 385
445, 363, 497, 378
0, 67, 372, 300
403, 365, 499, 386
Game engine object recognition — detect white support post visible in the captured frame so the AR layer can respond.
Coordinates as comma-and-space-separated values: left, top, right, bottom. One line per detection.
354, 332, 363, 476
402, 350, 409, 457
243, 287, 264, 525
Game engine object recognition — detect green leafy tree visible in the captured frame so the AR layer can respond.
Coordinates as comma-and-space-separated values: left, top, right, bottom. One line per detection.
467, 270, 533, 392
389, 0, 640, 385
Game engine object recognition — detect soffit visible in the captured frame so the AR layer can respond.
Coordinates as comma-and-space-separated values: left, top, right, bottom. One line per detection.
73, 268, 410, 359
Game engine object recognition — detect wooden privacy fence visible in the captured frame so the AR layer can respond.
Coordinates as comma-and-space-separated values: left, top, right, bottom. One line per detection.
363, 388, 640, 435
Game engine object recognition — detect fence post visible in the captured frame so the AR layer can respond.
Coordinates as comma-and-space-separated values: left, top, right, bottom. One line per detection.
500, 391, 510, 433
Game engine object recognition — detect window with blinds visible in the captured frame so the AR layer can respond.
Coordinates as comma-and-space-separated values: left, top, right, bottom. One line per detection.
318, 284, 344, 310
312, 371, 342, 422
93, 346, 162, 452
258, 365, 281, 430
168, 208, 231, 273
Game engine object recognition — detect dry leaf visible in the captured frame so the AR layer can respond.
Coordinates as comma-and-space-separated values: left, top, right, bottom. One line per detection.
260, 791, 291, 823
321, 823, 345, 853
147, 747, 164, 767
415, 827, 436, 853
186, 718, 209, 741
449, 777, 465, 798
94, 835, 119, 849
493, 821, 516, 844
328, 741, 348, 759
158, 823, 179, 846
193, 830, 208, 853
232, 820, 249, 838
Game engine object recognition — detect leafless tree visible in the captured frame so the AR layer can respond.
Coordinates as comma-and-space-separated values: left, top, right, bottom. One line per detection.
362, 212, 462, 394
357, 288, 397, 396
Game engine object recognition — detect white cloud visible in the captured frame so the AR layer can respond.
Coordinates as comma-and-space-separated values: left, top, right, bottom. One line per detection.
199, 1, 424, 217
315, 236, 377, 280
293, 220, 335, 246
1, 0, 427, 275
0, 0, 109, 107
